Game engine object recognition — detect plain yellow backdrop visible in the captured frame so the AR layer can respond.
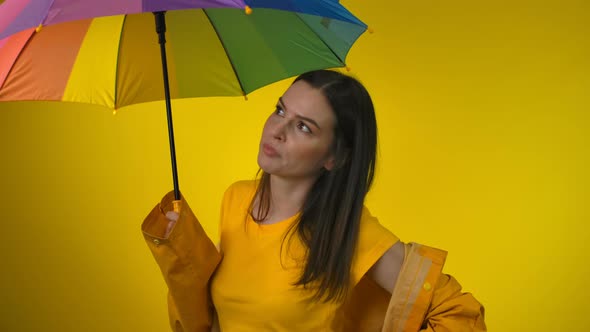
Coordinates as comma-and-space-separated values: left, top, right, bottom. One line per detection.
1, 0, 588, 331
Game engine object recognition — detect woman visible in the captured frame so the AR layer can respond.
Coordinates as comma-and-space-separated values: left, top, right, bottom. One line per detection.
142, 70, 486, 331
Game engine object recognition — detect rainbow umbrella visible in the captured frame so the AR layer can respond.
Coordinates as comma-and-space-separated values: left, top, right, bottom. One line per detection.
0, 0, 368, 201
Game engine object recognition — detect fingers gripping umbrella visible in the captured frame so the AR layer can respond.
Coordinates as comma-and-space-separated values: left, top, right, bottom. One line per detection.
0, 0, 369, 204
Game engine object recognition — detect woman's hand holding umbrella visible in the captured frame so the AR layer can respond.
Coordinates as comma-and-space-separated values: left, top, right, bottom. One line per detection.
164, 211, 179, 238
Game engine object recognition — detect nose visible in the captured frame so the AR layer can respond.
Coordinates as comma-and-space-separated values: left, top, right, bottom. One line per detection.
269, 118, 287, 141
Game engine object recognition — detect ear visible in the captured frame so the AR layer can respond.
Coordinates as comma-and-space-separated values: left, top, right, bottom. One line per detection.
323, 155, 336, 171
324, 146, 350, 171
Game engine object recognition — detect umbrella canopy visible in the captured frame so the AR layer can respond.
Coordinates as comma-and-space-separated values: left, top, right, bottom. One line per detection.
0, 1, 367, 110
0, 0, 368, 202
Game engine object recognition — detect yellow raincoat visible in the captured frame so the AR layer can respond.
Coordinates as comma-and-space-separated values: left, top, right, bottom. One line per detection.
142, 191, 486, 332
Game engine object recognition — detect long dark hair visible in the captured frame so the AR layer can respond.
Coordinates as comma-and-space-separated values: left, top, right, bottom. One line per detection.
250, 70, 377, 302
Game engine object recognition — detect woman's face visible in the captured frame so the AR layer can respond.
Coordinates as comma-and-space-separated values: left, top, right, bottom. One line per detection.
258, 80, 336, 181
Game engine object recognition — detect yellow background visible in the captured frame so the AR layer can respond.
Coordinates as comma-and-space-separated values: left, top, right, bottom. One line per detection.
1, 0, 588, 331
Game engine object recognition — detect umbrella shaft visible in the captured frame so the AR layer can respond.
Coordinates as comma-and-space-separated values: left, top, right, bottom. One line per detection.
154, 11, 180, 201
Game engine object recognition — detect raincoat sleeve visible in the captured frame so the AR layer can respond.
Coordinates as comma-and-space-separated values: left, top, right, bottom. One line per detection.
421, 273, 486, 331
383, 243, 486, 332
142, 191, 222, 332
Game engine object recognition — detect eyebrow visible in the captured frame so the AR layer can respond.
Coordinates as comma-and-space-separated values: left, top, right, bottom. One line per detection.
278, 97, 321, 130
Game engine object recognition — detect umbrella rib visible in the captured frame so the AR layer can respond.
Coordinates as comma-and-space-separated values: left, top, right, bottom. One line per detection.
292, 12, 353, 67
0, 29, 35, 91
201, 9, 247, 97
113, 15, 128, 110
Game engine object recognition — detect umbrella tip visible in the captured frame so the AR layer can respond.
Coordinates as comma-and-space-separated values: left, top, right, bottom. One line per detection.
245, 5, 252, 15
367, 26, 374, 34
113, 109, 118, 115
345, 65, 351, 72
242, 92, 248, 101
35, 24, 43, 33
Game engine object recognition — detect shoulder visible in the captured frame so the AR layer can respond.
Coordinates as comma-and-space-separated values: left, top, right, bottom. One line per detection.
222, 180, 257, 202
225, 179, 257, 193
220, 180, 258, 210
219, 180, 257, 231
357, 206, 398, 246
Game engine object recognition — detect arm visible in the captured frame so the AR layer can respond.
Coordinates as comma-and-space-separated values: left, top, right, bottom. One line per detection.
142, 191, 221, 332
368, 241, 405, 293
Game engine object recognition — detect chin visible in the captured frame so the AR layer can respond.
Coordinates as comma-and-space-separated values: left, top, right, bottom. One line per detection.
257, 155, 273, 173
258, 164, 275, 175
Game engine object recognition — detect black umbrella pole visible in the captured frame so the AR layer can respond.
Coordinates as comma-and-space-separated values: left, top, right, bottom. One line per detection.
154, 11, 181, 202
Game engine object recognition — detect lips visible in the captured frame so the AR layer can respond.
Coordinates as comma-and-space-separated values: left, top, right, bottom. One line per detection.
262, 143, 279, 157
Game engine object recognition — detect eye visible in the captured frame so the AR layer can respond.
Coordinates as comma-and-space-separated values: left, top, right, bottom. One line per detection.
274, 106, 285, 116
297, 122, 312, 134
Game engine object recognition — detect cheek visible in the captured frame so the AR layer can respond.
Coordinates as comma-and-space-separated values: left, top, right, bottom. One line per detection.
291, 140, 331, 163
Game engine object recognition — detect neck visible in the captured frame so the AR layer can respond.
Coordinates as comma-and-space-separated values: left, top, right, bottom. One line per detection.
258, 174, 318, 224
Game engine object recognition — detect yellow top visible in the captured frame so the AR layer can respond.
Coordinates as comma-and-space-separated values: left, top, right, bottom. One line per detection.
210, 181, 399, 331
